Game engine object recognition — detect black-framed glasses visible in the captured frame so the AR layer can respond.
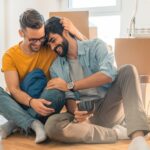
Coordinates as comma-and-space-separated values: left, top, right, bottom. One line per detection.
22, 29, 46, 44
28, 36, 46, 44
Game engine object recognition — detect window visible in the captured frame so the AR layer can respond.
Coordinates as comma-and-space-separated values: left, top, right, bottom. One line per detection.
68, 0, 121, 50
89, 16, 120, 49
69, 0, 121, 14
70, 0, 116, 8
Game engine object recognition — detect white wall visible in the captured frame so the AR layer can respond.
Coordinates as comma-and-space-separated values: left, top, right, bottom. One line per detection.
136, 0, 150, 28
120, 0, 150, 37
0, 0, 6, 88
0, 0, 5, 51
120, 0, 135, 37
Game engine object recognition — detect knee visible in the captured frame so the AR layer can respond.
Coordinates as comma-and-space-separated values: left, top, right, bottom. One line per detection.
45, 114, 60, 139
118, 64, 138, 77
45, 113, 73, 140
41, 89, 65, 101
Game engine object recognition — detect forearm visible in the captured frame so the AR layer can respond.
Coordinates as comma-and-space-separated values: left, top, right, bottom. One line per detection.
9, 88, 32, 106
75, 31, 88, 41
74, 72, 112, 91
66, 99, 77, 114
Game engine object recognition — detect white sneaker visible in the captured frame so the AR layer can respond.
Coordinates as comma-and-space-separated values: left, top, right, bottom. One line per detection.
128, 136, 150, 150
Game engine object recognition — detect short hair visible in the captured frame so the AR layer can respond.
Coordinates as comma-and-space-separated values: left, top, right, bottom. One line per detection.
19, 9, 45, 29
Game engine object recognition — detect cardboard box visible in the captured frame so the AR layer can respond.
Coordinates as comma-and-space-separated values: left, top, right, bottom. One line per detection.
115, 38, 150, 75
49, 11, 89, 38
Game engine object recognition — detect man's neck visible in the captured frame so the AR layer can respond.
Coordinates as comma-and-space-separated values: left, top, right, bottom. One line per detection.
20, 41, 35, 55
67, 38, 78, 60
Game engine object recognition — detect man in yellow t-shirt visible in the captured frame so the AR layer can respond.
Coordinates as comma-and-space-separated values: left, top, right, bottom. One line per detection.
0, 9, 85, 143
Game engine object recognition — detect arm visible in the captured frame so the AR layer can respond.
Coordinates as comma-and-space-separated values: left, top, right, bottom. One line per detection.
60, 17, 88, 41
47, 62, 77, 100
66, 99, 77, 115
5, 71, 32, 106
66, 99, 93, 123
73, 41, 117, 90
4, 71, 54, 116
47, 72, 111, 91
74, 72, 112, 91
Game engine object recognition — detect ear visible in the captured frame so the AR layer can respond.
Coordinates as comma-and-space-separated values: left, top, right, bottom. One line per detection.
19, 29, 24, 38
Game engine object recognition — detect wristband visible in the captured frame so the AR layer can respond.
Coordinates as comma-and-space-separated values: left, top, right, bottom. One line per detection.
28, 97, 33, 107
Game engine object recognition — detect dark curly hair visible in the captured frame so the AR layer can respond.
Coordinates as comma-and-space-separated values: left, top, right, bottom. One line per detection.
44, 16, 75, 47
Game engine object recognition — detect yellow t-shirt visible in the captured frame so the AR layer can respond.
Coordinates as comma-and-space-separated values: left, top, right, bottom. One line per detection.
1, 42, 57, 81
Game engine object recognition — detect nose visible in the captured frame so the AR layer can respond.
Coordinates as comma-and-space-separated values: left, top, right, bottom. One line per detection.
49, 43, 56, 51
33, 40, 42, 46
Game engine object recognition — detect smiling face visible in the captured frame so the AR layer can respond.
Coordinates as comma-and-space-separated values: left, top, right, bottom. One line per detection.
47, 33, 69, 57
20, 25, 45, 52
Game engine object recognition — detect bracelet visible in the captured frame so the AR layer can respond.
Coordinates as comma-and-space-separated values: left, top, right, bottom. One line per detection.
28, 97, 33, 107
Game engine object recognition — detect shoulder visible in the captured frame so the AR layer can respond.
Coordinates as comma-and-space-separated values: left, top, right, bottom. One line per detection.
80, 38, 106, 45
78, 38, 107, 51
88, 38, 107, 48
50, 56, 65, 71
40, 46, 57, 58
3, 43, 20, 59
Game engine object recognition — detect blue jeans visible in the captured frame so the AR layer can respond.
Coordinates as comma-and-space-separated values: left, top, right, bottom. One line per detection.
0, 87, 65, 132
27, 89, 66, 123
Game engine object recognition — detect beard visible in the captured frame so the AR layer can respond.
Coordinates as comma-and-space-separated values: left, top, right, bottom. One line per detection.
53, 37, 69, 57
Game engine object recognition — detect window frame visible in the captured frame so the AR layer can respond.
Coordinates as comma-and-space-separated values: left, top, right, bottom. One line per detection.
68, 0, 122, 16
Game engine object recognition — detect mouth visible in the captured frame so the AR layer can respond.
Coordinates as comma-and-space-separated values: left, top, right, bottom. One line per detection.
54, 45, 63, 55
30, 45, 41, 51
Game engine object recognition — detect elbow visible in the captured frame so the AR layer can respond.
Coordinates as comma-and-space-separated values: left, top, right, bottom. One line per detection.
108, 77, 113, 83
8, 86, 20, 96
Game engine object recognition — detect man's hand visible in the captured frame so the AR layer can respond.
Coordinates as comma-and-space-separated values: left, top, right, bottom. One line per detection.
60, 17, 87, 41
30, 98, 55, 116
60, 17, 79, 36
46, 78, 68, 92
74, 110, 93, 123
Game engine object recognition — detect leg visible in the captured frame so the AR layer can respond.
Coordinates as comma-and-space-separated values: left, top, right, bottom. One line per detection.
45, 112, 117, 144
89, 65, 150, 149
0, 87, 35, 132
31, 89, 65, 141
0, 87, 47, 143
116, 65, 150, 150
40, 89, 65, 113
115, 65, 149, 136
91, 65, 149, 136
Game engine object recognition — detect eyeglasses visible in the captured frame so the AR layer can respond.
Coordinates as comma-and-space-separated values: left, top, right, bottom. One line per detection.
28, 36, 46, 44
22, 30, 46, 44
